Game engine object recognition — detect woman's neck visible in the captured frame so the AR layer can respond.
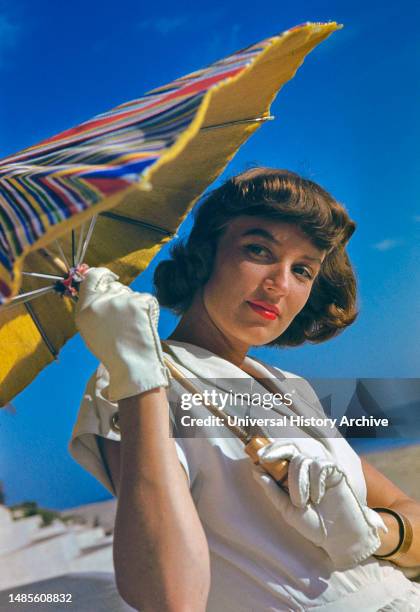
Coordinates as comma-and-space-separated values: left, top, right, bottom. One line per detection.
167, 291, 249, 367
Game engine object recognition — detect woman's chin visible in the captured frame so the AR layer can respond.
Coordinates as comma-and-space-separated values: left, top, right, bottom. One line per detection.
237, 325, 283, 348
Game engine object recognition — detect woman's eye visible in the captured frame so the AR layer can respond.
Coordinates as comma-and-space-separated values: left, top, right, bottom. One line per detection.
244, 244, 271, 259
294, 266, 314, 280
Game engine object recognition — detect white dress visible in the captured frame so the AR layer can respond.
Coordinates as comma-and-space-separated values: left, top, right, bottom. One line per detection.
69, 340, 420, 611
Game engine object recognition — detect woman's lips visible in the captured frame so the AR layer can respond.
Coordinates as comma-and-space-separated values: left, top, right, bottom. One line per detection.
247, 301, 279, 321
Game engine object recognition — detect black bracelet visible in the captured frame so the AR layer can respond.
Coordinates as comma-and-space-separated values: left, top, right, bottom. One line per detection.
372, 507, 405, 559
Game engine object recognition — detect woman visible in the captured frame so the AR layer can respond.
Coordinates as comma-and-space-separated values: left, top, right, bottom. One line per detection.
70, 168, 420, 611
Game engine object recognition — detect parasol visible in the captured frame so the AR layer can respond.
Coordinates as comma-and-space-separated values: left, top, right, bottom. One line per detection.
0, 22, 340, 407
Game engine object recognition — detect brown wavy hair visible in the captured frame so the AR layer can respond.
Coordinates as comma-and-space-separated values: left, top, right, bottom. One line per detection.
154, 167, 357, 347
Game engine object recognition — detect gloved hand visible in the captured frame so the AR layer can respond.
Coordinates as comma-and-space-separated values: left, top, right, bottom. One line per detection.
253, 441, 387, 569
75, 267, 170, 402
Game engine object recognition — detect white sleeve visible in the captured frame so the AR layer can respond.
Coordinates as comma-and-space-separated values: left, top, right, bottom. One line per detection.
68, 364, 191, 496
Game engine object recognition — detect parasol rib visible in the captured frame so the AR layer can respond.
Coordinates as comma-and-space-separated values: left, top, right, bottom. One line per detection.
54, 240, 70, 271
0, 286, 57, 311
22, 272, 64, 281
71, 231, 76, 267
99, 212, 174, 237
39, 248, 69, 276
24, 300, 59, 360
78, 215, 97, 265
75, 223, 86, 266
201, 115, 275, 132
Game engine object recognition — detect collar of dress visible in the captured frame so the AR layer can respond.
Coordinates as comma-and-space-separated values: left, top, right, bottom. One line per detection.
162, 339, 284, 386
161, 340, 337, 447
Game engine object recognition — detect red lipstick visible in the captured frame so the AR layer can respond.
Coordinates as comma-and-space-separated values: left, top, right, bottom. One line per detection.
247, 300, 280, 321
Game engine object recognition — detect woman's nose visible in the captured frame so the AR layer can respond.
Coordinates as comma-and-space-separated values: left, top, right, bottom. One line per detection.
263, 265, 291, 296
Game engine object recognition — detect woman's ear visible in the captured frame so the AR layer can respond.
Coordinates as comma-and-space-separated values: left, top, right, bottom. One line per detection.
189, 241, 215, 286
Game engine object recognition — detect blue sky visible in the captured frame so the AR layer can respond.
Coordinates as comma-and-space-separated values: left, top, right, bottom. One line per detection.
0, 0, 419, 509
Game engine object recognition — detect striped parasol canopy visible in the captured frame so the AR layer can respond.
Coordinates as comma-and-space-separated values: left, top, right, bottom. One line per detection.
0, 22, 340, 407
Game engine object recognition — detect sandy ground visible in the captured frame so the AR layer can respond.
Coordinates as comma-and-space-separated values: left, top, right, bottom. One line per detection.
362, 444, 420, 501
61, 498, 117, 532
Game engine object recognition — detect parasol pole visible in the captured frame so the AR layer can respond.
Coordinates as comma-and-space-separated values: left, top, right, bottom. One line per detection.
162, 348, 289, 491
163, 356, 248, 441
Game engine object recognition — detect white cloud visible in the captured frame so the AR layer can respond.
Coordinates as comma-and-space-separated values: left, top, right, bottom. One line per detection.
229, 23, 241, 49
413, 215, 420, 222
137, 15, 190, 35
0, 13, 19, 67
372, 238, 401, 252
136, 8, 225, 37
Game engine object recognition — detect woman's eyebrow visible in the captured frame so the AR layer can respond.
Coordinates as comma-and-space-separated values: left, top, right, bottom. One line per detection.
301, 255, 323, 264
241, 228, 279, 243
241, 228, 322, 264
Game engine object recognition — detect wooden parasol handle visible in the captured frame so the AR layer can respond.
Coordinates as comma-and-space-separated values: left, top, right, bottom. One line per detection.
244, 436, 289, 491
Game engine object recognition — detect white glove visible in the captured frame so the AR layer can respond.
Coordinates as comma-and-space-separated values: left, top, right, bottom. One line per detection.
75, 267, 170, 402
254, 441, 388, 569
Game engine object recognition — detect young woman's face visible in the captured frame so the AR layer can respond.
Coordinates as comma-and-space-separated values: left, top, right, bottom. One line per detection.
202, 216, 326, 348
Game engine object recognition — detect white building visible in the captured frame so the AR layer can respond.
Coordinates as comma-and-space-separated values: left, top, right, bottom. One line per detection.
0, 503, 134, 611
